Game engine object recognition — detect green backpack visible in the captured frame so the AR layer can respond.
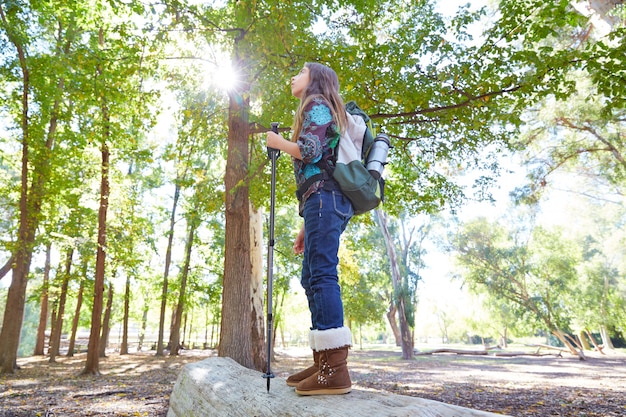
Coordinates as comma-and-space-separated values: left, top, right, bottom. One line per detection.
333, 101, 391, 215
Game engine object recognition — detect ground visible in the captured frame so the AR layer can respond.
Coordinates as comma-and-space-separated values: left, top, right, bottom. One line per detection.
1, 346, 625, 416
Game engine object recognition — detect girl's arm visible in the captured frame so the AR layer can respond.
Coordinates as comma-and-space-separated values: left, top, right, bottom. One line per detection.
266, 131, 302, 159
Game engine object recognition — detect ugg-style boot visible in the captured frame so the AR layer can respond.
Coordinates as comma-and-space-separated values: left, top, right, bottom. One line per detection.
286, 350, 320, 387
286, 330, 318, 387
295, 327, 352, 396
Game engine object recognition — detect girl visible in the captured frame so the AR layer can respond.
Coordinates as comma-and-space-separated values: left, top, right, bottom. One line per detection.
266, 62, 353, 395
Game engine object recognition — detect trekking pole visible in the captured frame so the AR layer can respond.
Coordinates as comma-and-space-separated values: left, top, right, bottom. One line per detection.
263, 122, 280, 392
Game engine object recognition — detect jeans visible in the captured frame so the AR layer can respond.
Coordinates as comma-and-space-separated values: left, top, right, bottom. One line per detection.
301, 189, 353, 330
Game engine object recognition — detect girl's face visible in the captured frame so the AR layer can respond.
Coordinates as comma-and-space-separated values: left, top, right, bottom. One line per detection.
291, 66, 310, 98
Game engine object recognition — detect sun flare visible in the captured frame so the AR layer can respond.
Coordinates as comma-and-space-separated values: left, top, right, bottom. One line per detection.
207, 61, 239, 92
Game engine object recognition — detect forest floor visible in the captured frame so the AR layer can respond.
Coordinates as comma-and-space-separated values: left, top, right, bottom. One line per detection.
1, 345, 625, 417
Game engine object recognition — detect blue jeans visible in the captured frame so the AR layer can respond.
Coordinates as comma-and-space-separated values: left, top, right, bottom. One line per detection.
301, 189, 353, 330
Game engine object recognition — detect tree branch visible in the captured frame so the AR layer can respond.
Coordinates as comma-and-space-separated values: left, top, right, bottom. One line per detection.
370, 85, 523, 121
0, 255, 14, 281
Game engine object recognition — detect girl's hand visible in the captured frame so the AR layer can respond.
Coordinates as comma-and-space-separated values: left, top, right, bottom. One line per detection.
293, 225, 305, 254
266, 130, 302, 159
266, 131, 283, 150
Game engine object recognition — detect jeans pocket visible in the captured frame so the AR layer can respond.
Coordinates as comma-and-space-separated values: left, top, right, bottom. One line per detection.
331, 190, 354, 219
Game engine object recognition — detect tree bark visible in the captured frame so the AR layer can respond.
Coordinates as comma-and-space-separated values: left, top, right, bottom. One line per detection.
82, 47, 110, 372
0, 3, 32, 374
249, 205, 266, 370
386, 299, 401, 347
218, 50, 259, 369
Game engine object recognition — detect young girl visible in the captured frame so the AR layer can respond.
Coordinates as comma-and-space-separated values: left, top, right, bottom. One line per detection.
266, 62, 353, 395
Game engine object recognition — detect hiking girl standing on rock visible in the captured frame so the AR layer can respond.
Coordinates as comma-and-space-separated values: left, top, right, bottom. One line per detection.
266, 62, 353, 395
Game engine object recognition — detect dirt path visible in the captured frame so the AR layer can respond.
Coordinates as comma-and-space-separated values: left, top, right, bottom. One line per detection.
1, 347, 625, 416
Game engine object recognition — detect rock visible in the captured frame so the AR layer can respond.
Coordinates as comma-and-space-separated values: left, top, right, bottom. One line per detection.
167, 357, 509, 417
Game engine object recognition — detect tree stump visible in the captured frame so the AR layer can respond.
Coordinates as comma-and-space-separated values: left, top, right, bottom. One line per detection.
167, 357, 509, 417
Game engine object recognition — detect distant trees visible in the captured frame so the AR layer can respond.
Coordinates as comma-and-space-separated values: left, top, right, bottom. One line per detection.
451, 206, 626, 359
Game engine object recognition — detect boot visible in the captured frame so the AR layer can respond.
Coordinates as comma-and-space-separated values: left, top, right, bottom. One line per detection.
295, 327, 352, 396
286, 330, 318, 387
286, 350, 320, 387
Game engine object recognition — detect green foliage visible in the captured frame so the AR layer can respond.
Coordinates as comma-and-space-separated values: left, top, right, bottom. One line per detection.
1, 0, 625, 357
449, 209, 625, 339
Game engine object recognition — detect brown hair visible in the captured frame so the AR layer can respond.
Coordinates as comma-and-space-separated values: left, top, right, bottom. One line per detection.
291, 62, 347, 142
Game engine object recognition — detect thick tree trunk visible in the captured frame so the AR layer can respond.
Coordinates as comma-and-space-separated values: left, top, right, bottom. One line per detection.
0, 3, 32, 374
34, 243, 52, 356
0, 3, 72, 373
218, 53, 260, 369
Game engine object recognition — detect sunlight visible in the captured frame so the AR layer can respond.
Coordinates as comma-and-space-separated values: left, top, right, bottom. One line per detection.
204, 60, 240, 93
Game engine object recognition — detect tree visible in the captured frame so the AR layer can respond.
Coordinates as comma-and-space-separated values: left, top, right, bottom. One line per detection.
0, 1, 77, 373
377, 209, 414, 359
452, 216, 586, 358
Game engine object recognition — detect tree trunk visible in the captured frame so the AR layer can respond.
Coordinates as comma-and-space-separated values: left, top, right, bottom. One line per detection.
157, 183, 180, 356
139, 291, 149, 351
34, 243, 52, 356
49, 248, 74, 363
120, 274, 131, 355
552, 329, 586, 360
377, 209, 413, 359
99, 281, 114, 358
169, 215, 198, 356
218, 51, 259, 369
0, 3, 33, 374
600, 325, 615, 349
82, 75, 110, 373
249, 205, 267, 369
578, 329, 591, 350
386, 299, 401, 347
67, 277, 85, 357
0, 7, 72, 372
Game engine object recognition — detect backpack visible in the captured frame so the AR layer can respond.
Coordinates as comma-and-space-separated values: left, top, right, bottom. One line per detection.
332, 101, 391, 215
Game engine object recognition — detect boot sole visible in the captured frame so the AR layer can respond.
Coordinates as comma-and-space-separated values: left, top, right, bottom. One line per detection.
286, 380, 299, 387
295, 387, 351, 395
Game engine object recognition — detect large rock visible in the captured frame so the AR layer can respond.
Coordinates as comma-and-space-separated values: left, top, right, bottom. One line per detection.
167, 357, 509, 417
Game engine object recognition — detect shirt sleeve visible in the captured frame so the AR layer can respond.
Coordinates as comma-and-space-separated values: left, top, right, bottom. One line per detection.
297, 98, 334, 165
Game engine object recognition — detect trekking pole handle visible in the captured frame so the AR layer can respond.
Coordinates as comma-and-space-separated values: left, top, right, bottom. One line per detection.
268, 122, 280, 158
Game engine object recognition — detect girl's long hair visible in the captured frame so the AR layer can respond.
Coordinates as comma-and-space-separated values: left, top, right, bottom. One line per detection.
291, 62, 347, 142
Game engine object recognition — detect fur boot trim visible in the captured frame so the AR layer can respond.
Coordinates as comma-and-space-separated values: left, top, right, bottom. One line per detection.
314, 327, 352, 351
